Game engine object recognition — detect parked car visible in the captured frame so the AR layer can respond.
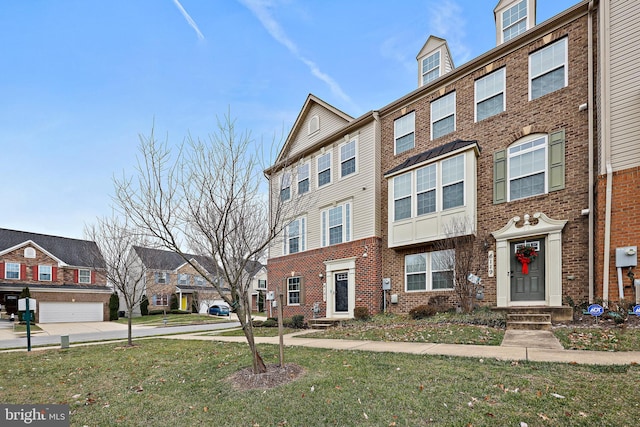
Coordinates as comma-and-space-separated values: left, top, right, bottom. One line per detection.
209, 304, 230, 316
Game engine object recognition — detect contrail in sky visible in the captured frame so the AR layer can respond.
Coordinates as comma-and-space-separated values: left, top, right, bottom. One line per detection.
172, 0, 205, 40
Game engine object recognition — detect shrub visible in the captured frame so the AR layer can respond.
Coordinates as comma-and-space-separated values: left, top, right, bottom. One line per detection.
109, 293, 120, 321
140, 295, 149, 316
169, 309, 191, 315
252, 320, 264, 327
148, 309, 166, 316
170, 294, 179, 310
291, 314, 305, 328
354, 306, 370, 320
262, 319, 277, 327
428, 295, 451, 312
283, 317, 293, 327
409, 305, 437, 320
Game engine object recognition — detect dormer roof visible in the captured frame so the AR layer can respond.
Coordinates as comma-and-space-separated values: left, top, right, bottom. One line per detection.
416, 36, 455, 87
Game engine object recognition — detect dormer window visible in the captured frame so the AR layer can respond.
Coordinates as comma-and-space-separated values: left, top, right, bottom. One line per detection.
495, 0, 535, 45
502, 0, 527, 42
421, 51, 441, 86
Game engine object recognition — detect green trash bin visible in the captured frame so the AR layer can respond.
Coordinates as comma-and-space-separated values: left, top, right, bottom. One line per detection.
61, 335, 69, 349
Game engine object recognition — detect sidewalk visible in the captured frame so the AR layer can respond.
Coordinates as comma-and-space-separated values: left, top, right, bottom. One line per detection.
162, 329, 640, 366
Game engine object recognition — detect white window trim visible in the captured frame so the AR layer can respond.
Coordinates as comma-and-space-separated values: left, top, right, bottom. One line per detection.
284, 216, 306, 255
257, 279, 267, 290
155, 272, 168, 284
287, 277, 301, 306
394, 111, 415, 155
5, 262, 20, 280
339, 137, 358, 179
39, 265, 52, 281
79, 269, 91, 284
308, 115, 319, 135
474, 68, 506, 122
404, 250, 455, 292
507, 134, 548, 201
501, 0, 528, 43
317, 150, 333, 188
528, 38, 568, 101
280, 171, 292, 201
393, 172, 412, 221
178, 273, 190, 285
430, 92, 456, 140
297, 161, 311, 195
321, 201, 352, 247
421, 50, 441, 86
392, 153, 465, 221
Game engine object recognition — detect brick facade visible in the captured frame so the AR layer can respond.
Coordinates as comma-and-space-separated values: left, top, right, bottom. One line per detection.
380, 16, 591, 312
595, 166, 640, 301
267, 237, 382, 319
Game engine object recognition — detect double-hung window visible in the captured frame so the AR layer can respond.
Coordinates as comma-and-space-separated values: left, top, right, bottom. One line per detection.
257, 279, 267, 290
416, 164, 436, 216
321, 202, 351, 246
280, 172, 291, 201
287, 277, 301, 305
297, 163, 310, 195
441, 155, 465, 209
5, 262, 20, 279
394, 112, 415, 155
153, 294, 169, 306
155, 272, 168, 284
39, 265, 52, 281
421, 51, 441, 86
317, 152, 331, 187
405, 250, 454, 292
502, 0, 527, 42
194, 276, 205, 286
508, 135, 547, 200
529, 38, 567, 100
284, 217, 306, 254
340, 139, 357, 178
431, 92, 455, 140
178, 274, 190, 285
394, 173, 412, 220
475, 68, 505, 121
79, 269, 91, 284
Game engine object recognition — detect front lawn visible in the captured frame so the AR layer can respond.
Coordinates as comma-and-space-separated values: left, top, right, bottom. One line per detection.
553, 326, 640, 351
305, 311, 506, 346
0, 339, 638, 426
115, 313, 231, 327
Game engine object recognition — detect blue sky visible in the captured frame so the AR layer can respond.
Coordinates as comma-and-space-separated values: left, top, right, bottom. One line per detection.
0, 0, 579, 239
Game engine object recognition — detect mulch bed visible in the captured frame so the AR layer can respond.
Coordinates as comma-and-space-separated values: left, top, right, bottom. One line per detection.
226, 363, 306, 391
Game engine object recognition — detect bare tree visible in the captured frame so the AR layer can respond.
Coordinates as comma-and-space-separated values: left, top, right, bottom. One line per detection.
113, 113, 300, 373
84, 215, 152, 346
435, 217, 487, 313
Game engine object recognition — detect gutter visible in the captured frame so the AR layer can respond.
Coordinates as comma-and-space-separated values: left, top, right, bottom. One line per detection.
587, 0, 596, 303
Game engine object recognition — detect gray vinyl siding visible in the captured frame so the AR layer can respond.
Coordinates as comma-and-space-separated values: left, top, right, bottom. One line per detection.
609, 0, 640, 171
287, 104, 351, 158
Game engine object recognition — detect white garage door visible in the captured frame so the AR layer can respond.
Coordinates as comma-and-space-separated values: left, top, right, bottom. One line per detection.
39, 302, 104, 323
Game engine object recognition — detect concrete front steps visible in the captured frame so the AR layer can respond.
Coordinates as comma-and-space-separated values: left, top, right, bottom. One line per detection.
308, 318, 343, 330
493, 306, 573, 331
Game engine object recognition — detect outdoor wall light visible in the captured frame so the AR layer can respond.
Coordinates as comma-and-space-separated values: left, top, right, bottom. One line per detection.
318, 273, 324, 279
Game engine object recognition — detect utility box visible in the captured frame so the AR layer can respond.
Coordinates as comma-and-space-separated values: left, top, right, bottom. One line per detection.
615, 246, 637, 267
61, 335, 69, 349
382, 278, 391, 290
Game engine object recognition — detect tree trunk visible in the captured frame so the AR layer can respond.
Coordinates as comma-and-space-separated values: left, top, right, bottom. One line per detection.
127, 309, 133, 346
237, 304, 266, 374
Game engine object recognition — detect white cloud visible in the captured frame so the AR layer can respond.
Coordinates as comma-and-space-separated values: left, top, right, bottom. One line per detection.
428, 0, 471, 64
172, 0, 205, 40
239, 0, 353, 106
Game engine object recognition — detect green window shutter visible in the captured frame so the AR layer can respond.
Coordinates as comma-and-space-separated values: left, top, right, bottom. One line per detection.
493, 149, 507, 204
548, 129, 565, 192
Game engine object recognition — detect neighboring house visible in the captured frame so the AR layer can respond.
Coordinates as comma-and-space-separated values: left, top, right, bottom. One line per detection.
130, 246, 224, 314
245, 259, 267, 312
595, 0, 640, 304
0, 228, 111, 323
380, 0, 591, 314
265, 94, 383, 320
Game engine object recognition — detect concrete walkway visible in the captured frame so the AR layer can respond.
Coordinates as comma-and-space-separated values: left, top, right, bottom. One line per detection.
3, 320, 640, 365
161, 328, 640, 366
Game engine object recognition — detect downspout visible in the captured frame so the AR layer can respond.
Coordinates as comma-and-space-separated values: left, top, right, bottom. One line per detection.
587, 0, 596, 303
600, 0, 613, 304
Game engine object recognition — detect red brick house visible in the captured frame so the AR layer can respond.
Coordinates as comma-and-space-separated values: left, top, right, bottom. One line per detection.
0, 228, 111, 323
380, 0, 592, 315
